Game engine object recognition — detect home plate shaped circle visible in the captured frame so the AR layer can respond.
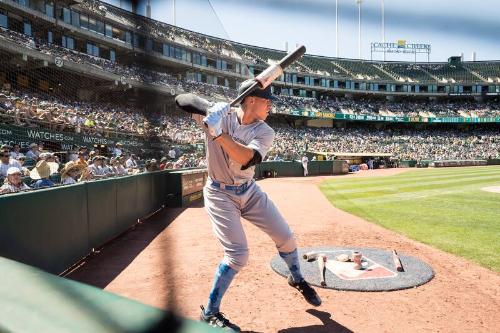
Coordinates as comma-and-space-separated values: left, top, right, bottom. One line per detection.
270, 247, 434, 291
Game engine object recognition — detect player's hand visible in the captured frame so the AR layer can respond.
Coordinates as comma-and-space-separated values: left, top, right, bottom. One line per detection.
206, 121, 222, 138
203, 102, 228, 138
203, 112, 222, 137
207, 102, 230, 117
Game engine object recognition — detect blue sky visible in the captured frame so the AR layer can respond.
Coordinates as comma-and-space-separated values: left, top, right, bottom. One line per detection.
105, 0, 500, 62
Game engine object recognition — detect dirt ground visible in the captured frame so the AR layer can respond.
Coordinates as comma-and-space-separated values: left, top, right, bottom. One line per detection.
68, 169, 500, 333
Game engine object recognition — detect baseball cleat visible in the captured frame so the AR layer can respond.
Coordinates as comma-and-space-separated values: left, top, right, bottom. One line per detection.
199, 305, 241, 332
287, 275, 322, 307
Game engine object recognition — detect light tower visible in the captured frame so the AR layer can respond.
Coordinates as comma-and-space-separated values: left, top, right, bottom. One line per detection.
173, 0, 176, 26
381, 0, 385, 61
336, 0, 339, 57
146, 0, 151, 18
355, 0, 363, 59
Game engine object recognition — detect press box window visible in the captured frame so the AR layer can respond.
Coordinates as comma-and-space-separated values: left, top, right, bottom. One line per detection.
86, 43, 99, 57
23, 21, 32, 36
63, 8, 71, 23
0, 11, 7, 29
62, 36, 75, 50
71, 11, 80, 27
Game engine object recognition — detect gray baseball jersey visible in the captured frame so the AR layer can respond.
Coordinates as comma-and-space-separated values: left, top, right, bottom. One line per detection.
204, 111, 274, 185
195, 110, 297, 271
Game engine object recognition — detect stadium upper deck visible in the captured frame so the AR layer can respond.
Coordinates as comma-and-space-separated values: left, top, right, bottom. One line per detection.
0, 0, 500, 99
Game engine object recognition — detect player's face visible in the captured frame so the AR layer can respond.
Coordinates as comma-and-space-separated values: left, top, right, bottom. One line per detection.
251, 96, 272, 121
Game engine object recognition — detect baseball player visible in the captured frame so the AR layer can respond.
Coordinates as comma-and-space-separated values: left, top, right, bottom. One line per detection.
194, 80, 321, 332
301, 154, 309, 176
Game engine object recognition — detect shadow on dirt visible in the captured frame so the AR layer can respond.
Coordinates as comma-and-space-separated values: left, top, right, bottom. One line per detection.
276, 309, 353, 333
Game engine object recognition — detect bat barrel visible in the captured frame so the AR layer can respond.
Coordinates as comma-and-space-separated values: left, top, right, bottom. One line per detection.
279, 45, 306, 68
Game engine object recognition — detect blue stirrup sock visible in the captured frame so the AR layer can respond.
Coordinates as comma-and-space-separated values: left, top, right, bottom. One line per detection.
279, 249, 304, 283
204, 263, 237, 316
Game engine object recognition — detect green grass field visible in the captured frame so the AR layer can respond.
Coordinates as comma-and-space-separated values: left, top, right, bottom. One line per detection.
320, 166, 500, 272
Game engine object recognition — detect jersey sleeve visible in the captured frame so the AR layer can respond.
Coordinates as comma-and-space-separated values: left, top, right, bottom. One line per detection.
247, 124, 275, 160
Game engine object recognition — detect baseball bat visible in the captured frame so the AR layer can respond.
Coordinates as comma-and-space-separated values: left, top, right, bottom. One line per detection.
392, 250, 404, 272
302, 251, 323, 262
318, 254, 327, 286
175, 45, 307, 115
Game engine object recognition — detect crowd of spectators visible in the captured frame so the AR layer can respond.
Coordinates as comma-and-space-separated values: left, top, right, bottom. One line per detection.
0, 89, 204, 144
0, 142, 207, 195
270, 125, 500, 161
273, 95, 500, 118
2, 26, 500, 121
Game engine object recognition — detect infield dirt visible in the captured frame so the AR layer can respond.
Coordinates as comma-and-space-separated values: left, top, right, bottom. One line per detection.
68, 168, 500, 333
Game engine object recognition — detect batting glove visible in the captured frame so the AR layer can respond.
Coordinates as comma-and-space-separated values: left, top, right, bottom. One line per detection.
207, 102, 231, 118
203, 103, 230, 138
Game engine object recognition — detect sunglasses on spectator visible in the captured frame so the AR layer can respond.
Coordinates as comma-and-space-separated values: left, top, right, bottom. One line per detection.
0, 154, 9, 157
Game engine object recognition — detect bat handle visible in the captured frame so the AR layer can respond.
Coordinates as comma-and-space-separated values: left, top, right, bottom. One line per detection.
392, 250, 404, 272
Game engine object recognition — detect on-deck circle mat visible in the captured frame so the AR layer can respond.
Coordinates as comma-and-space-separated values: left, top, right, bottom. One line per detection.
270, 247, 434, 291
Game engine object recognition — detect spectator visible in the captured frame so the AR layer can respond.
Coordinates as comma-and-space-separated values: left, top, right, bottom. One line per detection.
76, 151, 88, 167
30, 160, 56, 189
111, 157, 128, 175
159, 157, 168, 170
39, 152, 59, 164
150, 159, 159, 171
68, 145, 79, 162
9, 144, 24, 160
168, 147, 176, 160
144, 160, 153, 172
60, 161, 86, 185
126, 154, 138, 170
87, 156, 107, 178
0, 149, 21, 178
113, 142, 123, 158
0, 167, 31, 194
25, 143, 39, 160
17, 156, 30, 176
101, 157, 114, 175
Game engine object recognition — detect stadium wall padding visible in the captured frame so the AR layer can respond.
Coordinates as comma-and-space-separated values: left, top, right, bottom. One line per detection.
0, 256, 220, 333
487, 159, 500, 165
0, 184, 90, 274
0, 172, 172, 274
86, 179, 118, 249
255, 160, 348, 178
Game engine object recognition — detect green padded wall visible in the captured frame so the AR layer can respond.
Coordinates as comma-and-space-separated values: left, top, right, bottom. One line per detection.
0, 170, 205, 274
115, 175, 139, 231
0, 184, 90, 274
86, 179, 118, 249
0, 256, 221, 333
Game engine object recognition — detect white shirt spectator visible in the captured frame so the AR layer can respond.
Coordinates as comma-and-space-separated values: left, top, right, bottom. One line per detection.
10, 151, 24, 160
113, 147, 123, 157
126, 157, 138, 169
69, 152, 79, 161
87, 163, 106, 177
114, 164, 128, 175
25, 149, 38, 160
168, 149, 176, 159
0, 159, 21, 177
62, 177, 77, 185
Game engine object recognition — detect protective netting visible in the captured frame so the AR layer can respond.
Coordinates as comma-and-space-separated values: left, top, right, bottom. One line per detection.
0, 0, 499, 188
